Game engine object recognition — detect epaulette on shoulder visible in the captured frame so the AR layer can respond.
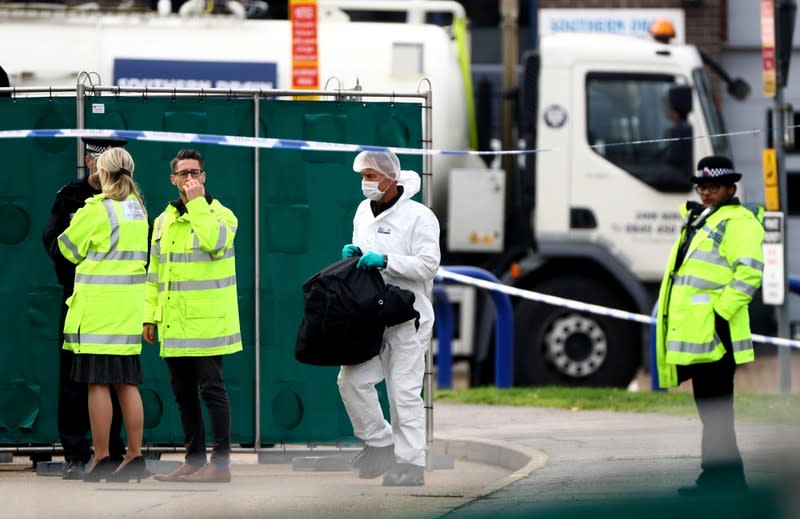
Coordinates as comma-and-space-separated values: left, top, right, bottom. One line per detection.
742, 202, 763, 219
734, 203, 765, 224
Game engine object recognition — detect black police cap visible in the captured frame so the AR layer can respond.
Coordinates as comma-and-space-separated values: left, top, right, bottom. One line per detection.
82, 137, 128, 155
692, 155, 742, 184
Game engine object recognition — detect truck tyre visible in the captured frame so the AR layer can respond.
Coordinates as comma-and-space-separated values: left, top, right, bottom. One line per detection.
469, 349, 495, 387
513, 276, 640, 388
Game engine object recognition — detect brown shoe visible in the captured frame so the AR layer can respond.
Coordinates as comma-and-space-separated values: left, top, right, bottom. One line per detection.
178, 463, 231, 483
153, 463, 201, 482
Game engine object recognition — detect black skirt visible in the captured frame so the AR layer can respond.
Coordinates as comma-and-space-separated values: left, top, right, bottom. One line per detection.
70, 353, 143, 385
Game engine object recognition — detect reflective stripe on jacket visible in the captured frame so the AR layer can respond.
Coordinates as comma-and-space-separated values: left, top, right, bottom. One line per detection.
656, 202, 765, 388
143, 197, 242, 358
58, 194, 148, 355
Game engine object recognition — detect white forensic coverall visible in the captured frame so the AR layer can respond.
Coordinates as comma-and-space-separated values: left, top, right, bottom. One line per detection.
337, 169, 440, 467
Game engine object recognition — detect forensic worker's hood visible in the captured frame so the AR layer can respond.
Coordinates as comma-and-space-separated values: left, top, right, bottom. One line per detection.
397, 169, 421, 200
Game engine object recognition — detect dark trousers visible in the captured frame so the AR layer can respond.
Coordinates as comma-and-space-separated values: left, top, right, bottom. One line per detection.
58, 301, 126, 463
165, 356, 231, 466
677, 313, 746, 487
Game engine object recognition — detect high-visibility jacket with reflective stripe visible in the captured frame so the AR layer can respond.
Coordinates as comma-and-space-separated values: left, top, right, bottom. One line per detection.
143, 197, 242, 358
58, 194, 149, 355
656, 202, 765, 388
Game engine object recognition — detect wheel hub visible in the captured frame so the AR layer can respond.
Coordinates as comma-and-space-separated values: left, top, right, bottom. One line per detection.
544, 313, 607, 378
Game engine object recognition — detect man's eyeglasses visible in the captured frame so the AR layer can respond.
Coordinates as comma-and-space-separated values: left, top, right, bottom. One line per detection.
694, 184, 722, 194
173, 168, 204, 178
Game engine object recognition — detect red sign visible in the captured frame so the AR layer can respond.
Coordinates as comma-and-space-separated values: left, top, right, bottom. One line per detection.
292, 66, 319, 88
761, 0, 776, 97
290, 0, 319, 91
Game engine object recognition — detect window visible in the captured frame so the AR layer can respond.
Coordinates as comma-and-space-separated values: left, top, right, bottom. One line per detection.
693, 68, 731, 158
586, 73, 693, 193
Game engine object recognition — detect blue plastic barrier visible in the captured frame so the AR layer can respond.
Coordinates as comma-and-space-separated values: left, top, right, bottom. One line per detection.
790, 275, 800, 294
434, 266, 514, 388
649, 304, 662, 391
432, 285, 454, 389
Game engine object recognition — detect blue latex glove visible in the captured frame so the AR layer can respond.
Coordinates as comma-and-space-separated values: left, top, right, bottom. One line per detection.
356, 251, 386, 270
342, 244, 361, 259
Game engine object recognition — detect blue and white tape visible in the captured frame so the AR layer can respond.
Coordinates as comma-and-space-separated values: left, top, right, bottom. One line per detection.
0, 128, 552, 157
5, 127, 799, 347
0, 125, 789, 157
436, 269, 800, 350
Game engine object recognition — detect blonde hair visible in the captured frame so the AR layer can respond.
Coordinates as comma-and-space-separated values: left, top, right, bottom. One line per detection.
96, 148, 146, 216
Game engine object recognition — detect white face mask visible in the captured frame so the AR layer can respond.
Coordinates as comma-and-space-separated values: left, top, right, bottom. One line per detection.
361, 179, 386, 201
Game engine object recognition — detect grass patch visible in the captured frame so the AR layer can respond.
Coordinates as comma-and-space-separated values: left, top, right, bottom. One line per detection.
434, 386, 800, 426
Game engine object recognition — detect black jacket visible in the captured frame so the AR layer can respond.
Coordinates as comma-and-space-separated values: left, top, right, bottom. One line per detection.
295, 257, 419, 366
41, 176, 99, 297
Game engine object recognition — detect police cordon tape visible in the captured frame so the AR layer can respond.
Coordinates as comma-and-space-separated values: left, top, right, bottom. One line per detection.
436, 269, 800, 350
0, 125, 800, 348
0, 126, 800, 348
0, 128, 552, 156
1, 125, 792, 157
6, 127, 799, 349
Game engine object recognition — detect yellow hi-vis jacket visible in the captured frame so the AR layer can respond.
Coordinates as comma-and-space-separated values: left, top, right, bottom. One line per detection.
58, 194, 149, 355
656, 202, 765, 388
143, 196, 242, 358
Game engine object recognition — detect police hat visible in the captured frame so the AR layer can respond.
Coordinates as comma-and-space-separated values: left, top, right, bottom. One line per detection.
82, 137, 128, 156
691, 155, 742, 184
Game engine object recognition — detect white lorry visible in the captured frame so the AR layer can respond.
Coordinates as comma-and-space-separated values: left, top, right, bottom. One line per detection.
0, 2, 750, 387
498, 31, 737, 387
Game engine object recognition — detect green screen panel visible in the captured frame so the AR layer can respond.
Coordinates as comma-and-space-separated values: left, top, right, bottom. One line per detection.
85, 95, 258, 446
257, 99, 422, 444
1, 94, 422, 449
0, 96, 76, 445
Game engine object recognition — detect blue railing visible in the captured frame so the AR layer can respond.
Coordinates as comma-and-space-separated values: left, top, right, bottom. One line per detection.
649, 304, 662, 391
433, 266, 514, 388
432, 285, 455, 389
790, 275, 800, 294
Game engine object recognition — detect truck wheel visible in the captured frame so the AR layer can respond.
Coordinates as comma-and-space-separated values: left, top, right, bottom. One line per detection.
513, 277, 640, 388
469, 350, 495, 387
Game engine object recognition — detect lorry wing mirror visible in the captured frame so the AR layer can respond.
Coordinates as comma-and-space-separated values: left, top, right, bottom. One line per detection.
698, 47, 751, 101
727, 78, 751, 101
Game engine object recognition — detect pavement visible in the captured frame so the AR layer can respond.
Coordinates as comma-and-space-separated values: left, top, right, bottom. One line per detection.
1, 402, 799, 519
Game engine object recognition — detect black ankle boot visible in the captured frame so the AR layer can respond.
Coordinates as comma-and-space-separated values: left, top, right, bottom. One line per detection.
83, 457, 118, 483
110, 456, 151, 482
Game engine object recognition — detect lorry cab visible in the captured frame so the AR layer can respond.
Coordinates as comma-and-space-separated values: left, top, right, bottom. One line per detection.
496, 29, 745, 388
535, 32, 726, 282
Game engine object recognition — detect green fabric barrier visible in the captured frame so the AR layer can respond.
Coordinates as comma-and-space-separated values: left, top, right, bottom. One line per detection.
0, 97, 77, 445
0, 94, 422, 448
257, 100, 422, 444
84, 95, 257, 447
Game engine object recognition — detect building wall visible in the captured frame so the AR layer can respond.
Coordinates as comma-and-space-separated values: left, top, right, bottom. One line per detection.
536, 0, 724, 59
461, 1, 725, 61
464, 1, 727, 102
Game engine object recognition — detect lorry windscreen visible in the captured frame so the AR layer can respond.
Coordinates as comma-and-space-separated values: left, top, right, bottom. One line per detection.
586, 72, 693, 193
